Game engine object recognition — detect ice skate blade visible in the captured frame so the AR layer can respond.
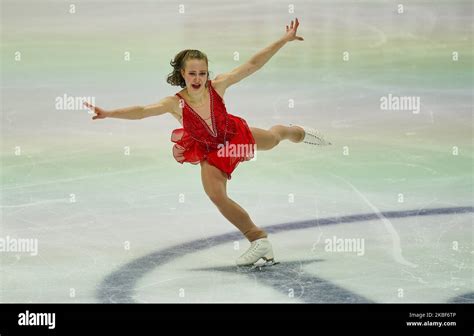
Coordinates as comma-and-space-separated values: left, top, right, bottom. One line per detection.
290, 123, 332, 146
250, 259, 280, 271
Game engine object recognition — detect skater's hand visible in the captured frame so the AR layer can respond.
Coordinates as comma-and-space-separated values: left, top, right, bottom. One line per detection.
83, 101, 110, 120
283, 18, 304, 42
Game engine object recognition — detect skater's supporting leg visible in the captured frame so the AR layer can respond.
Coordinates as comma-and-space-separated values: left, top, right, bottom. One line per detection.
200, 160, 267, 242
250, 125, 304, 151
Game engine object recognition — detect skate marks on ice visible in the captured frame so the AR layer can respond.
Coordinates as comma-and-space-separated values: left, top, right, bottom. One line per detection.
195, 260, 373, 303
97, 206, 473, 303
331, 174, 418, 268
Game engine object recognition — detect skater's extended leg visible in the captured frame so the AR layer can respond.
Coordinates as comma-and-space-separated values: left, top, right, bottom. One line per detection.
250, 125, 304, 151
200, 160, 267, 242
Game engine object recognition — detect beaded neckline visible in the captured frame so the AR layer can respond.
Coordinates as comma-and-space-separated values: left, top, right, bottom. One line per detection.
177, 82, 217, 137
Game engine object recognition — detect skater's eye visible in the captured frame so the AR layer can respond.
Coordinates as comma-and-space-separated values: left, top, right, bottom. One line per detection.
188, 72, 207, 75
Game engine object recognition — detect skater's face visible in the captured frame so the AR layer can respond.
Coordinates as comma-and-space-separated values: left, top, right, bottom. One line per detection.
181, 59, 208, 92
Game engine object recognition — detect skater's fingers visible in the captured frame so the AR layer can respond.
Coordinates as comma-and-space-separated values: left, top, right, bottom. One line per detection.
84, 101, 96, 111
92, 113, 104, 120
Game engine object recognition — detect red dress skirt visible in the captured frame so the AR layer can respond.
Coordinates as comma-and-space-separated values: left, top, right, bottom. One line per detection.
171, 81, 255, 180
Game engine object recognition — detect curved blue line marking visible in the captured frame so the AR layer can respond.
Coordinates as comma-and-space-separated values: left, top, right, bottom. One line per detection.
97, 206, 473, 303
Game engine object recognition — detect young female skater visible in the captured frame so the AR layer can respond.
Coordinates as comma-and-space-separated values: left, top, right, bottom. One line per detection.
84, 18, 330, 267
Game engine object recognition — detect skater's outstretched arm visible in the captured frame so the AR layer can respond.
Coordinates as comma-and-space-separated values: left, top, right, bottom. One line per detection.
214, 18, 304, 90
83, 96, 176, 120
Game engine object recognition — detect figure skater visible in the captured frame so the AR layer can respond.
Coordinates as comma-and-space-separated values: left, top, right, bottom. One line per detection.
84, 18, 330, 267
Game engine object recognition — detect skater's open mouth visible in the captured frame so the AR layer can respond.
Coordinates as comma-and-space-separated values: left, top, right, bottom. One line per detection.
191, 83, 201, 89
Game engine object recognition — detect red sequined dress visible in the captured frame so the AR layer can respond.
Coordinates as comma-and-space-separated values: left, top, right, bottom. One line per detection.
171, 80, 255, 180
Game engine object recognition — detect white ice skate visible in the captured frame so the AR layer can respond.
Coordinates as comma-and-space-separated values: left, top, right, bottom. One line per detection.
236, 238, 277, 267
290, 124, 332, 146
